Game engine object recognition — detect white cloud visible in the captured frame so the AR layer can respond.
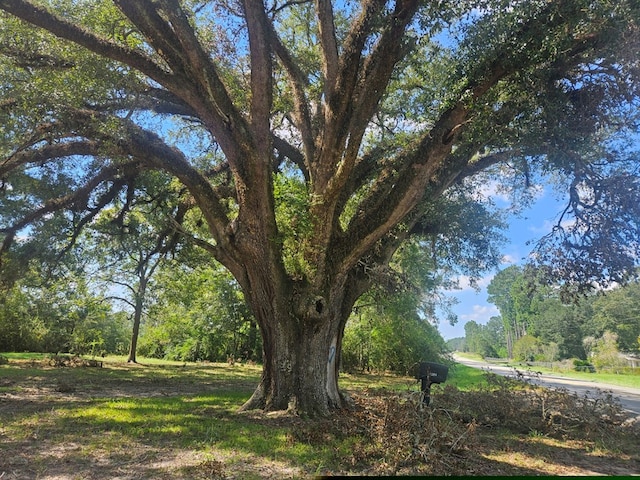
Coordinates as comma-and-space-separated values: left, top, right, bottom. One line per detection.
528, 217, 575, 236
527, 219, 554, 235
500, 253, 519, 265
447, 273, 495, 293
477, 179, 510, 204
459, 304, 499, 325
475, 179, 545, 207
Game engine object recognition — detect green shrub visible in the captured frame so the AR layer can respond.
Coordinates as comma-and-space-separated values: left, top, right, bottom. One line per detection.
572, 359, 595, 372
512, 335, 542, 362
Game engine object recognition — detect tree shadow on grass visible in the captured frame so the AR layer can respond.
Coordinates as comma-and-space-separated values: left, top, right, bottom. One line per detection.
0, 394, 307, 479
466, 428, 640, 476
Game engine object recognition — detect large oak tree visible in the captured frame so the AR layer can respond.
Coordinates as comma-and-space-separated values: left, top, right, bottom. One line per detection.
1, 0, 639, 415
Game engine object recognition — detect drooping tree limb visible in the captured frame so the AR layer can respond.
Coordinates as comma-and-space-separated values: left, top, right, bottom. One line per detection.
455, 150, 524, 185
58, 177, 131, 258
89, 113, 231, 243
0, 0, 175, 86
95, 111, 250, 284
0, 90, 246, 277
0, 140, 100, 177
0, 164, 131, 254
167, 214, 219, 258
272, 134, 308, 179
0, 43, 76, 69
0, 0, 254, 184
93, 87, 198, 118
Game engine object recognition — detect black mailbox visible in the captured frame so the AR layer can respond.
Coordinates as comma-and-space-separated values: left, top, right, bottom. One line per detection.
416, 362, 448, 384
415, 362, 448, 405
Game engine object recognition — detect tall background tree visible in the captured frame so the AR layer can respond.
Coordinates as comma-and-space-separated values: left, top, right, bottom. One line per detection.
462, 317, 506, 358
484, 265, 640, 364
83, 171, 181, 363
1, 0, 639, 415
486, 265, 523, 357
139, 257, 259, 363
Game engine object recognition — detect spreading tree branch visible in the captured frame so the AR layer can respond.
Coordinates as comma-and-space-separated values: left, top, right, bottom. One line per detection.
0, 0, 175, 85
265, 18, 315, 163
315, 0, 338, 92
1, 165, 132, 255
0, 140, 100, 176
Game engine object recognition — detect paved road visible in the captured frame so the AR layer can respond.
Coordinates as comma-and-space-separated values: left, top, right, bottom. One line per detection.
452, 354, 640, 417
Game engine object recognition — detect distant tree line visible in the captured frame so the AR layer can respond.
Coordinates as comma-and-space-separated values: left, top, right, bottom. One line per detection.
1, 246, 449, 374
0, 266, 129, 355
0, 258, 264, 363
455, 265, 640, 368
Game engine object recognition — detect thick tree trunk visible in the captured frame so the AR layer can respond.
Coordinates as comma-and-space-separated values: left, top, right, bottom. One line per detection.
239, 277, 355, 416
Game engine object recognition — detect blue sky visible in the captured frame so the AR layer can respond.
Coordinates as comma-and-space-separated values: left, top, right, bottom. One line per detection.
437, 185, 569, 340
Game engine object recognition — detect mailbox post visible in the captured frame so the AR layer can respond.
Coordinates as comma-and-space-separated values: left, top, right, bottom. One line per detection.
415, 362, 448, 405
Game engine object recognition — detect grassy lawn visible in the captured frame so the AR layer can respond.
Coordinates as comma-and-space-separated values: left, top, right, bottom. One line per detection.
454, 351, 640, 389
1, 353, 638, 478
530, 366, 640, 388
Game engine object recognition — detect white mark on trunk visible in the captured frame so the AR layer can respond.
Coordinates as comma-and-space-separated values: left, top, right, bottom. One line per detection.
326, 335, 340, 405
327, 335, 337, 366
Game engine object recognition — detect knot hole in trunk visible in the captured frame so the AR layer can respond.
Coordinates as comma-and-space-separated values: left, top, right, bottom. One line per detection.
315, 298, 324, 314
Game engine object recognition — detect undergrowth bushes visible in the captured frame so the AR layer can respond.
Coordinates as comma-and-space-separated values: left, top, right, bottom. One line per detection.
439, 373, 633, 441
295, 372, 640, 476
